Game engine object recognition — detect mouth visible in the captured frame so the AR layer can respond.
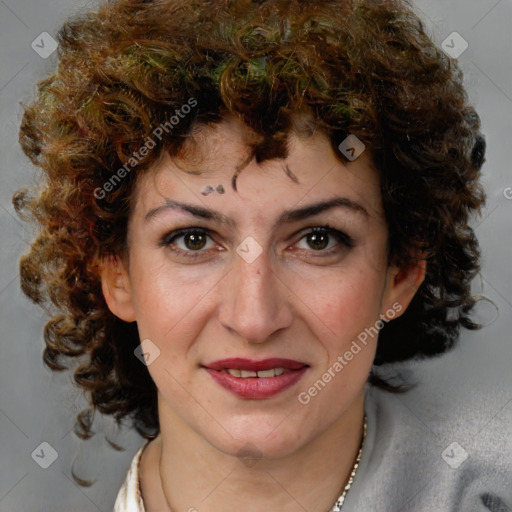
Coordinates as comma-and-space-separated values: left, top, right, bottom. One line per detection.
202, 358, 309, 399
218, 367, 291, 378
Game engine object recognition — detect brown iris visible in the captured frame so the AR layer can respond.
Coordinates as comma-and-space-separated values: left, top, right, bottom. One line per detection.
307, 232, 329, 251
184, 232, 207, 250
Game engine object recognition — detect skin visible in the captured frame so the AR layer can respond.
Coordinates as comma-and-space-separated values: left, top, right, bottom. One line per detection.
101, 116, 426, 511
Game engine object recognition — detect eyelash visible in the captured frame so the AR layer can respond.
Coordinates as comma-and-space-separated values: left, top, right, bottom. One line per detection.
159, 226, 355, 259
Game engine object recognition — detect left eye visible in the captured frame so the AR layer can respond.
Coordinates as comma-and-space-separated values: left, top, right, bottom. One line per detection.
295, 226, 354, 253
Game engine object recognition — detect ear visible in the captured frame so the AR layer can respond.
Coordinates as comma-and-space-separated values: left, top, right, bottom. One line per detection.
99, 255, 136, 322
381, 251, 427, 320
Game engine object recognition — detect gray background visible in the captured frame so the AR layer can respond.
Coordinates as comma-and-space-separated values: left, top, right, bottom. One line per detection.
1, 0, 511, 510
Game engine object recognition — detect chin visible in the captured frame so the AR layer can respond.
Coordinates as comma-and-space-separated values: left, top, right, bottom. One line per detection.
200, 415, 313, 461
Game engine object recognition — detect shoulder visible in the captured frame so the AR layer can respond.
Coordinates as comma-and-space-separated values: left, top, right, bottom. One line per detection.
343, 385, 512, 511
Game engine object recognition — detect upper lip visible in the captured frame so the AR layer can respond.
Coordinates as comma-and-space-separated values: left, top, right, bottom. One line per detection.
204, 358, 308, 371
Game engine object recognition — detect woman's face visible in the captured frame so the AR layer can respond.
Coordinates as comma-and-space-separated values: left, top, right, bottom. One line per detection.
103, 116, 423, 459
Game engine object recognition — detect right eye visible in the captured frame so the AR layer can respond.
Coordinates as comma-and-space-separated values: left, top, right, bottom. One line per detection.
160, 228, 218, 258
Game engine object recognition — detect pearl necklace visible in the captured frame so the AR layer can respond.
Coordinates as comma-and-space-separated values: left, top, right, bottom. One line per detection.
329, 414, 367, 511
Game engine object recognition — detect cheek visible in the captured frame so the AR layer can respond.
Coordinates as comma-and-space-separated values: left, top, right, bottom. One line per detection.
308, 268, 385, 339
128, 252, 209, 342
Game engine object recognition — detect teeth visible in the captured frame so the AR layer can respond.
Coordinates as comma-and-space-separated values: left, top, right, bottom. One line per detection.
257, 369, 276, 378
224, 368, 289, 378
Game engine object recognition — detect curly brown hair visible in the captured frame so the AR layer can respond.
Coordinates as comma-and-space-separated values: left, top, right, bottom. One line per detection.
14, 0, 486, 449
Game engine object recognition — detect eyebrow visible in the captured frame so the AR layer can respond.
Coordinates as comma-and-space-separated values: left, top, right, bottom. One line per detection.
144, 196, 369, 228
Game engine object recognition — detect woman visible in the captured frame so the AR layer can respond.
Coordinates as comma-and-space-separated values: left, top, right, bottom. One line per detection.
14, 0, 504, 510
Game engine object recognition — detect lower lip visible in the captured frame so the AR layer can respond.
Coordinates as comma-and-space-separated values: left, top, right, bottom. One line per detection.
205, 367, 308, 399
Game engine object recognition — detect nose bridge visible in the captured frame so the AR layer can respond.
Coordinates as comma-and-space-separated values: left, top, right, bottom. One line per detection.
218, 242, 291, 343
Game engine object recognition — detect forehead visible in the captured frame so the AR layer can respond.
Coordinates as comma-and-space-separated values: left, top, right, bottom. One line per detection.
133, 117, 383, 222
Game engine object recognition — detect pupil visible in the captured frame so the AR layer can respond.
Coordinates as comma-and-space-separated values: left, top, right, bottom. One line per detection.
186, 233, 206, 250
309, 233, 328, 250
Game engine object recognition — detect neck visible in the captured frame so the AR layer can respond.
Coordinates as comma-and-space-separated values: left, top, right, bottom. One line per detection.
142, 389, 366, 512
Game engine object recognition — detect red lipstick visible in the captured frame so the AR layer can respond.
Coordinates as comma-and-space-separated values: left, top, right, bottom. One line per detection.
203, 358, 309, 400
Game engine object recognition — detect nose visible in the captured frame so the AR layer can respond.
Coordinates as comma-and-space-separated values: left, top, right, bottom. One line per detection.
217, 246, 293, 344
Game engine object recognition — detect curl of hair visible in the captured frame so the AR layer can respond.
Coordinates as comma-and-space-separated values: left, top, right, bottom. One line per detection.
15, 0, 486, 453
